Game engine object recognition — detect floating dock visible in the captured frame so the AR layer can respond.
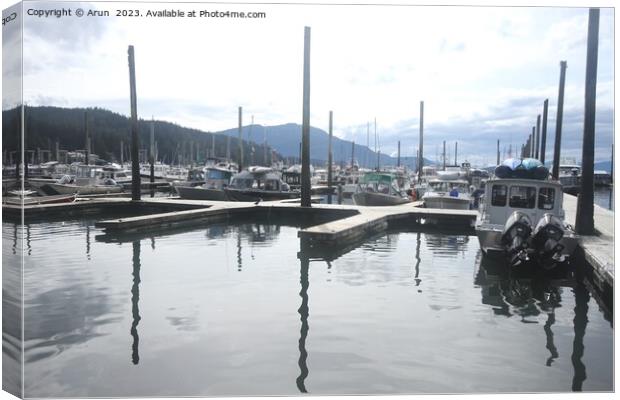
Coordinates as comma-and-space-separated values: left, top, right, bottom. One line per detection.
563, 194, 614, 297
3, 194, 613, 295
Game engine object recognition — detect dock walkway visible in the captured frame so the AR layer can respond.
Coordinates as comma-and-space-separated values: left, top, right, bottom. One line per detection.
563, 194, 614, 292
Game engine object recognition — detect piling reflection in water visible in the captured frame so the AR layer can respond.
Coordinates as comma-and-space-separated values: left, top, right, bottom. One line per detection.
296, 256, 310, 393
6, 220, 613, 396
131, 240, 141, 365
571, 282, 589, 391
477, 252, 594, 393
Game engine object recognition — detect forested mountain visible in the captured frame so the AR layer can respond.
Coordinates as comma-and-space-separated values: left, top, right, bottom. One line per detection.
2, 106, 274, 166
2, 106, 427, 168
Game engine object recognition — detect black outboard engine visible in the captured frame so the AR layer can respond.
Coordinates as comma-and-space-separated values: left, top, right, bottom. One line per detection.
532, 214, 565, 269
501, 211, 533, 267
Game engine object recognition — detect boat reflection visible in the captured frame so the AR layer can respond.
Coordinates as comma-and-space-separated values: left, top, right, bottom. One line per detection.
424, 233, 470, 258
476, 251, 590, 392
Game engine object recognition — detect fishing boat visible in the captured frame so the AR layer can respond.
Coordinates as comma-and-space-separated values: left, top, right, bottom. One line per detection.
422, 178, 472, 210
476, 158, 579, 269
174, 164, 235, 201
352, 172, 411, 206
557, 164, 581, 194
3, 192, 77, 206
224, 166, 299, 202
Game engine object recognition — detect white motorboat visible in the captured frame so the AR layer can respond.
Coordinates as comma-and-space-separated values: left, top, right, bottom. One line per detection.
174, 164, 235, 201
476, 158, 579, 269
422, 179, 472, 210
352, 172, 411, 206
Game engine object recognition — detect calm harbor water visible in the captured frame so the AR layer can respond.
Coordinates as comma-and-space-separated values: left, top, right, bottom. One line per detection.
2, 217, 613, 397
594, 186, 614, 211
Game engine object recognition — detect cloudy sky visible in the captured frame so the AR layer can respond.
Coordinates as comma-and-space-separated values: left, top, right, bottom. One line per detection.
3, 0, 615, 165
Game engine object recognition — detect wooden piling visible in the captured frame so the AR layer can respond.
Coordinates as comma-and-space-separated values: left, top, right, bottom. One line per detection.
535, 114, 541, 159
397, 141, 401, 167
496, 139, 500, 165
530, 128, 535, 158
128, 45, 141, 201
238, 106, 243, 172
149, 118, 155, 198
418, 101, 424, 182
327, 111, 333, 204
300, 26, 311, 207
552, 61, 568, 180
443, 140, 446, 170
454, 141, 457, 166
576, 8, 600, 235
84, 111, 90, 165
351, 141, 355, 168
541, 99, 549, 164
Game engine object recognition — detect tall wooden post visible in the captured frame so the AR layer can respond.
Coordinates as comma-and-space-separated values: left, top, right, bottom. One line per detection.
442, 140, 446, 170
397, 141, 401, 167
327, 111, 333, 204
128, 45, 141, 201
418, 101, 424, 181
552, 61, 568, 180
540, 99, 549, 164
454, 142, 458, 165
149, 118, 155, 197
238, 106, 243, 172
374, 118, 378, 170
530, 128, 535, 158
576, 8, 600, 235
263, 126, 267, 166
496, 139, 500, 165
300, 26, 312, 207
351, 141, 355, 167
366, 122, 369, 168
535, 114, 541, 159
84, 111, 90, 165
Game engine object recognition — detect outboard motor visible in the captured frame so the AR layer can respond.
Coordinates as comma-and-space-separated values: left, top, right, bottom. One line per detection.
532, 214, 565, 269
501, 211, 533, 267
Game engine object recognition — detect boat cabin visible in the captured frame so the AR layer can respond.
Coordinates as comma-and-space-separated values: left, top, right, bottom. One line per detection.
427, 179, 470, 194
356, 173, 402, 195
481, 178, 564, 226
230, 170, 288, 192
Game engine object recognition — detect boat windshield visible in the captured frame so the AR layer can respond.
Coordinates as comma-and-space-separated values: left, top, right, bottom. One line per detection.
207, 169, 231, 180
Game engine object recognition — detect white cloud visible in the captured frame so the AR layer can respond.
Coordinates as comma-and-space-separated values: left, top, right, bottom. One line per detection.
15, 2, 615, 163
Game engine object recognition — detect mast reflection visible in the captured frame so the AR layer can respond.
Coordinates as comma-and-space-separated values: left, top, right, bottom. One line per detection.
296, 256, 310, 393
571, 281, 589, 391
130, 240, 141, 365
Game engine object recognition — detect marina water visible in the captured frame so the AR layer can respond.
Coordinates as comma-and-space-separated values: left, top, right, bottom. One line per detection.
3, 216, 612, 397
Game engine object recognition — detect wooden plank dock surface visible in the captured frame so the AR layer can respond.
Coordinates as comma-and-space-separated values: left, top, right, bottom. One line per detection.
563, 193, 614, 291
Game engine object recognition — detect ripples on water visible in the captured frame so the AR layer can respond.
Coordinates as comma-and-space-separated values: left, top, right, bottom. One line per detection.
2, 219, 613, 397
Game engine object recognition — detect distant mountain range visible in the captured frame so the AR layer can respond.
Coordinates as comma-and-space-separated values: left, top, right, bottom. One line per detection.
214, 123, 430, 168
2, 106, 429, 168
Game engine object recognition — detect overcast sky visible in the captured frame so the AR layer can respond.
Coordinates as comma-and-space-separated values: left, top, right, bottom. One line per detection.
4, 0, 615, 165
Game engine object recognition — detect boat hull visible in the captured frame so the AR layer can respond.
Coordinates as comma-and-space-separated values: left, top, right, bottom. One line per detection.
475, 223, 579, 259
43, 183, 122, 195
423, 194, 471, 210
4, 194, 76, 206
224, 188, 300, 202
175, 186, 227, 201
352, 192, 410, 206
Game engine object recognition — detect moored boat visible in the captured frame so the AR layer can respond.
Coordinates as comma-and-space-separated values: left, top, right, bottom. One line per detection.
224, 166, 299, 202
352, 172, 411, 206
476, 158, 579, 269
422, 179, 472, 210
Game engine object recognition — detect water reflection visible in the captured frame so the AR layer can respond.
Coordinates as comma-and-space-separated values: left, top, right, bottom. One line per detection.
131, 241, 141, 365
414, 232, 421, 286
296, 256, 310, 393
425, 234, 470, 257
477, 252, 592, 392
571, 282, 589, 391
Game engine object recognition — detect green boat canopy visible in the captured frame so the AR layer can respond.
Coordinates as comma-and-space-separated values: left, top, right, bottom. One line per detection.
359, 173, 394, 184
